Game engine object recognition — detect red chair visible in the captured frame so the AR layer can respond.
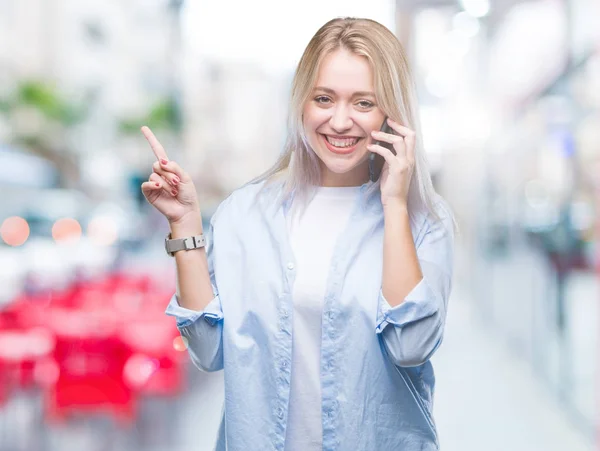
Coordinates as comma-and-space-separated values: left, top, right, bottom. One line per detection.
43, 308, 135, 426
120, 318, 186, 397
0, 327, 56, 390
1, 268, 180, 428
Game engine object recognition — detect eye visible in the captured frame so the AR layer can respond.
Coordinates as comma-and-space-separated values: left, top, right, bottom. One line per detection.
314, 96, 331, 105
357, 100, 375, 109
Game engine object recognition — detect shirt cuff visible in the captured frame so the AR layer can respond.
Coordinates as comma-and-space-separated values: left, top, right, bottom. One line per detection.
165, 291, 223, 328
375, 278, 439, 334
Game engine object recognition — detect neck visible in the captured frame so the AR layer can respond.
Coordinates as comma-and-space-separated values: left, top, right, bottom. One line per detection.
320, 162, 369, 187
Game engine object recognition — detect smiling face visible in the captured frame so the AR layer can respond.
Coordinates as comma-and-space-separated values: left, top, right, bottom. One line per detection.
302, 48, 386, 187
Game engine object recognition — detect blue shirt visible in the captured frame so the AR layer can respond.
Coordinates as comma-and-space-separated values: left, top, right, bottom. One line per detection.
165, 179, 454, 451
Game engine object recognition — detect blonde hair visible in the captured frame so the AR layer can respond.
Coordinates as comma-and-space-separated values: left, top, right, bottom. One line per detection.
247, 17, 452, 224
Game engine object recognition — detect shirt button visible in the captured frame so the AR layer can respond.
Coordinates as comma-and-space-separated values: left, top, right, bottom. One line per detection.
287, 262, 294, 270
281, 360, 288, 369
277, 407, 284, 419
281, 309, 288, 318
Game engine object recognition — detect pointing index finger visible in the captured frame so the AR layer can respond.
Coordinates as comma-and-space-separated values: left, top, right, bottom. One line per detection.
141, 126, 168, 161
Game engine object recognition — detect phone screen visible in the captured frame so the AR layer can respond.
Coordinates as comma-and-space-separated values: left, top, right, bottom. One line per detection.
369, 118, 397, 182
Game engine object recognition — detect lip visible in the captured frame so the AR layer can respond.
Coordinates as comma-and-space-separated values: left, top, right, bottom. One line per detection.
321, 134, 363, 155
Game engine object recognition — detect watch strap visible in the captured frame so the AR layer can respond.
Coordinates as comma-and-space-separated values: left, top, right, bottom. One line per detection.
165, 233, 206, 256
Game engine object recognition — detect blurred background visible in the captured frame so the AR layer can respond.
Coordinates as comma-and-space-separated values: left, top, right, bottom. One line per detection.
0, 0, 598, 450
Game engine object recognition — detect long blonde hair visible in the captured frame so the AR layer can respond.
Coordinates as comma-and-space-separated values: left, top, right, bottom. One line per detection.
247, 17, 450, 224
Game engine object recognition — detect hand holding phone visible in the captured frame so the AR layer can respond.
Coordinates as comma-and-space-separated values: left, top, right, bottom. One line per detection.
369, 117, 398, 182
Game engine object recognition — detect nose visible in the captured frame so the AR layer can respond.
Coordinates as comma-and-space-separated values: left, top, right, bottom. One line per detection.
328, 105, 353, 133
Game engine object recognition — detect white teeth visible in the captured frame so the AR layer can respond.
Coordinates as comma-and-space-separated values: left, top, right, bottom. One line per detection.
325, 136, 360, 148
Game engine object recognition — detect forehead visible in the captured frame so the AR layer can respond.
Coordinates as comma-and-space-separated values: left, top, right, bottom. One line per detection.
314, 49, 374, 94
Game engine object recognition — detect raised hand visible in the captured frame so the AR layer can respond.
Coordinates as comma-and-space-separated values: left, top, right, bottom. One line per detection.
140, 126, 201, 225
367, 118, 416, 208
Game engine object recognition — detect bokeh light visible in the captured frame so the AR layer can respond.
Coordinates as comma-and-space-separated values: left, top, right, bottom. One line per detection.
0, 216, 30, 246
52, 218, 82, 243
173, 336, 189, 352
87, 216, 119, 246
123, 354, 160, 388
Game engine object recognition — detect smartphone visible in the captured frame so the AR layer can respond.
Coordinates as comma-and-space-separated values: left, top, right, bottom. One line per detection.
369, 118, 398, 182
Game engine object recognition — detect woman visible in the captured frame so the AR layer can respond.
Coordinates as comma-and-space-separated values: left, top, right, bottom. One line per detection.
141, 17, 455, 451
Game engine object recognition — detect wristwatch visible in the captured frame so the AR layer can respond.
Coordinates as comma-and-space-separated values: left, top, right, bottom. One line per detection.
164, 233, 206, 257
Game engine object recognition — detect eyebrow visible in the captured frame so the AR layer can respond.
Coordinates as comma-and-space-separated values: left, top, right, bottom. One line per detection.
313, 86, 376, 98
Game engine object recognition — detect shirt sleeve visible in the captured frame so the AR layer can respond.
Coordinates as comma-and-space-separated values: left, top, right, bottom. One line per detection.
375, 202, 454, 368
164, 207, 225, 373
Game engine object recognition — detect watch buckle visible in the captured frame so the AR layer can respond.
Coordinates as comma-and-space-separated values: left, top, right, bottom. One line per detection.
183, 237, 194, 250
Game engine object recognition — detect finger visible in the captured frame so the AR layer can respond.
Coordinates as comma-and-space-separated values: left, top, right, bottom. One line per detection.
371, 129, 404, 145
371, 131, 406, 157
141, 180, 166, 202
386, 118, 415, 138
392, 136, 406, 159
371, 131, 406, 159
152, 161, 181, 186
158, 159, 186, 181
141, 126, 169, 162
403, 134, 415, 165
150, 172, 178, 197
141, 181, 161, 193
367, 144, 397, 166
387, 118, 416, 162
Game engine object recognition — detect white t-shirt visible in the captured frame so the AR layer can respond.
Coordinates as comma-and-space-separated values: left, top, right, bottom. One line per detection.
284, 185, 360, 451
